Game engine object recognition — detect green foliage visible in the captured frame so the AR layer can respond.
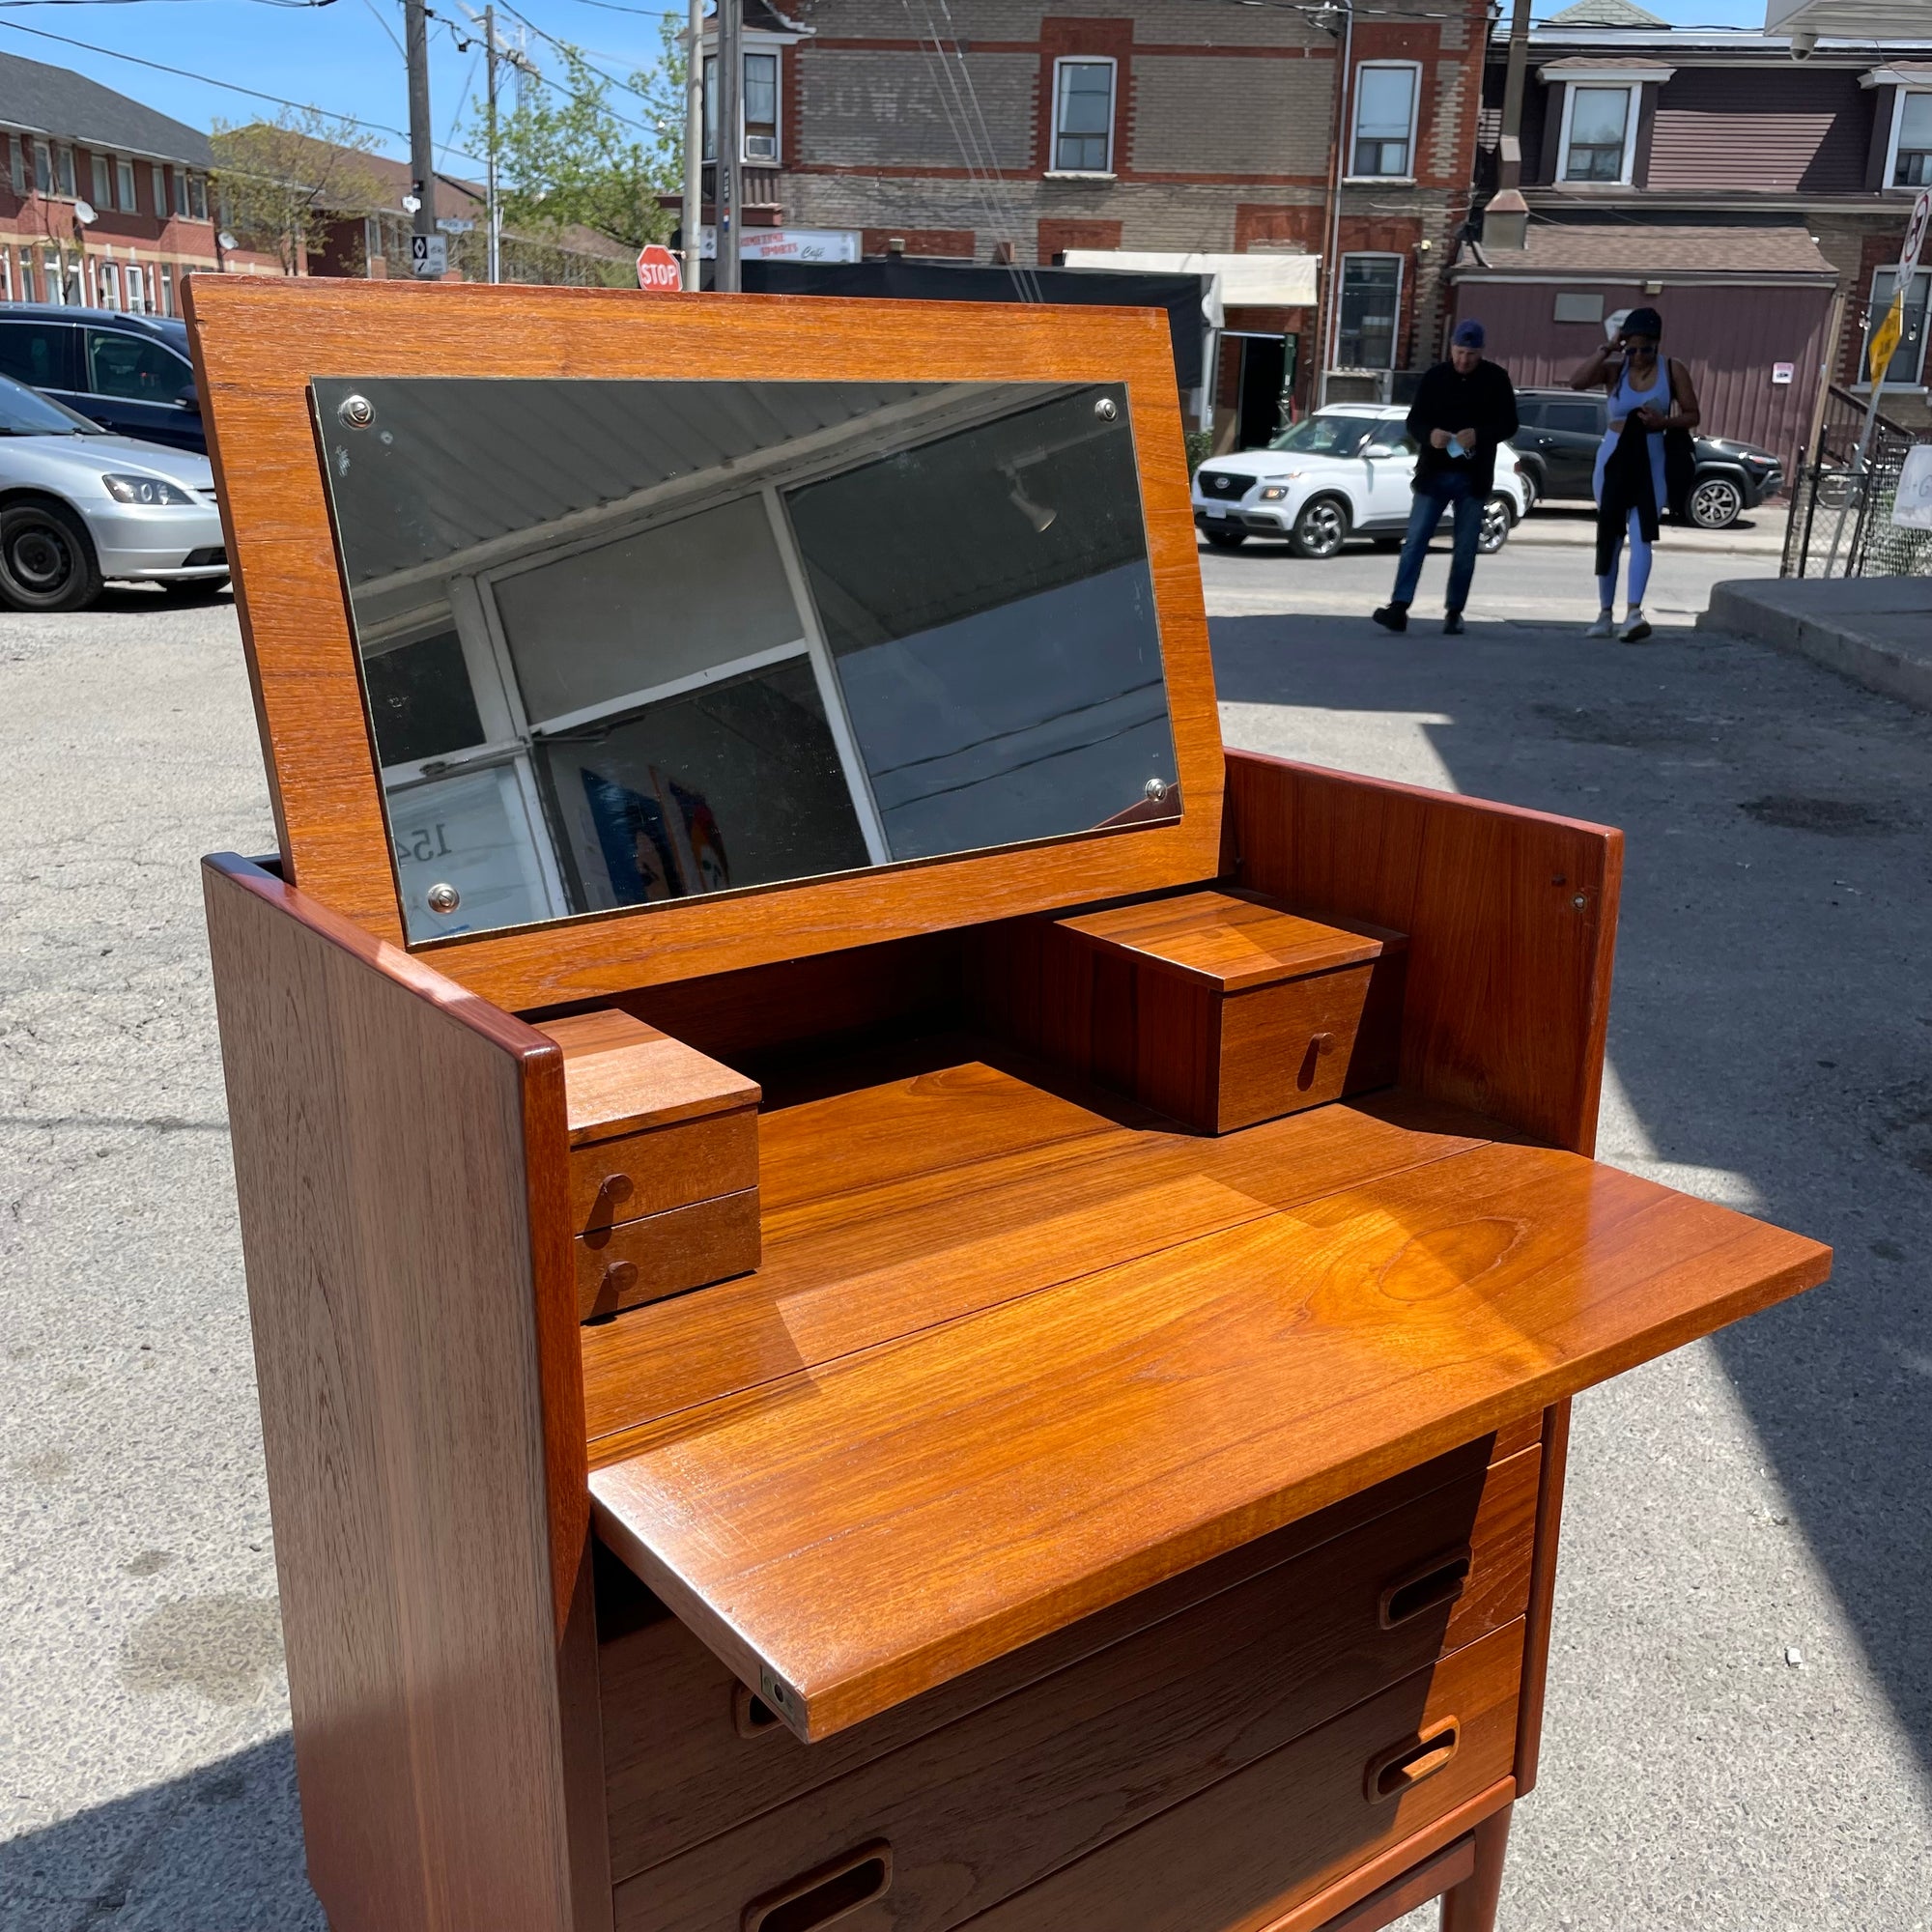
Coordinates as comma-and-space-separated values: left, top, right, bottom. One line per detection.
481, 24, 684, 253
209, 110, 389, 276
1184, 429, 1216, 476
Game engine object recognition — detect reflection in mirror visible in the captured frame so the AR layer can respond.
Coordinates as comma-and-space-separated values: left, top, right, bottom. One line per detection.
313, 378, 1178, 942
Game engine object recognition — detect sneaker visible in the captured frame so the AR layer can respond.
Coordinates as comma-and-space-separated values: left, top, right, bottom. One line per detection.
1585, 609, 1615, 639
1441, 611, 1465, 636
1372, 603, 1408, 633
1619, 608, 1653, 642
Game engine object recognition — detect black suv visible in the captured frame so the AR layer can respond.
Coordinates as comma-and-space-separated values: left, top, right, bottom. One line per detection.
1510, 387, 1782, 530
0, 304, 203, 452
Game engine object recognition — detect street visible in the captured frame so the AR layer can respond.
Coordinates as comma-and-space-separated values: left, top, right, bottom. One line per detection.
2, 526, 1929, 1927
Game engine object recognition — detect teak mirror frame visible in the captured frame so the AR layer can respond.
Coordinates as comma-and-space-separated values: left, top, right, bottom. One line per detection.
184, 278, 1226, 1014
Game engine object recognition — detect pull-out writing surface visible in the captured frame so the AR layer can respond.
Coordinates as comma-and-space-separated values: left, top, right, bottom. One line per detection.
588, 1064, 1828, 1742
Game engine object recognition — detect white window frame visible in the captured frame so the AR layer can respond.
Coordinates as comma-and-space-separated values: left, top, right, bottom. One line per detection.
1556, 82, 1639, 186
1883, 88, 1932, 189
55, 143, 76, 199
1335, 251, 1405, 373
173, 168, 190, 219
91, 151, 111, 209
702, 43, 785, 165
1049, 56, 1118, 178
1348, 61, 1421, 183
117, 156, 137, 213
152, 162, 166, 215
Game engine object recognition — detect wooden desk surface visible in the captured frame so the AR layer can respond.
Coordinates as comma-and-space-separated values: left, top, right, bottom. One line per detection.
588, 1058, 1829, 1742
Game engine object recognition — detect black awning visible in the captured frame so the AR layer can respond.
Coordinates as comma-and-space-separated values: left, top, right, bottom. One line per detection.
736, 260, 1209, 393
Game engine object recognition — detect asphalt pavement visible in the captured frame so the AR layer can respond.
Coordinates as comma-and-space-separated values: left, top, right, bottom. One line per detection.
2, 522, 1928, 1928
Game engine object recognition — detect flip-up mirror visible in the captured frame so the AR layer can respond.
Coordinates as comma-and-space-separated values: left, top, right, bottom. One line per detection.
311, 377, 1179, 943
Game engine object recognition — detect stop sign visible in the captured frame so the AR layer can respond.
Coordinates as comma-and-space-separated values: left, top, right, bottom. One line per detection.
637, 244, 682, 292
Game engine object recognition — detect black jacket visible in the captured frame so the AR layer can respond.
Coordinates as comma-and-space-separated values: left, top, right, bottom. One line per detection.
1406, 359, 1519, 496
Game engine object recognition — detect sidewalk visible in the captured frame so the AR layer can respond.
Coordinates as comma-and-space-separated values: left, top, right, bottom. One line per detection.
1700, 573, 1932, 710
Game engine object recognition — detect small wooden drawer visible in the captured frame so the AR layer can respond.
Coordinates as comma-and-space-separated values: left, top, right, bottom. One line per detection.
1041, 892, 1406, 1135
950, 1618, 1523, 1932
537, 1009, 760, 1320
602, 1439, 1540, 1906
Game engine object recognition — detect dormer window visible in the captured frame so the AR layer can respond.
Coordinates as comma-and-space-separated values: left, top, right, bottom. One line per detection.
1562, 86, 1634, 183
1895, 92, 1932, 187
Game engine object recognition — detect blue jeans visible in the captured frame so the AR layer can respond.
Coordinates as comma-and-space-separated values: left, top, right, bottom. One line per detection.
1389, 471, 1483, 613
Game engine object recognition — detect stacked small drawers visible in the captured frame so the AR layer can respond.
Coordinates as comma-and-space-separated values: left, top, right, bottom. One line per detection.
539, 1010, 761, 1321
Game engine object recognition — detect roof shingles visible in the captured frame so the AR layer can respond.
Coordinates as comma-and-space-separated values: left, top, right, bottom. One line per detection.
0, 48, 212, 165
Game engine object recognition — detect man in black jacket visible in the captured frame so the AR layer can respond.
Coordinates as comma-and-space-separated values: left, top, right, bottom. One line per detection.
1372, 320, 1519, 636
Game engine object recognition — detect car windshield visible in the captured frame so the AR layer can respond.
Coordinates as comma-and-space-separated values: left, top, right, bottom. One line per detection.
1267, 413, 1382, 459
0, 373, 104, 437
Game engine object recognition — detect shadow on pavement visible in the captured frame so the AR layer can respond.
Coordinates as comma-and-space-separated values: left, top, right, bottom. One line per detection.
0, 1738, 322, 1932
1212, 610, 1932, 1781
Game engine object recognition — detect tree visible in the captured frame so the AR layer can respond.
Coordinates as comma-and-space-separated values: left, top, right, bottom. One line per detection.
210, 112, 390, 276
482, 27, 682, 253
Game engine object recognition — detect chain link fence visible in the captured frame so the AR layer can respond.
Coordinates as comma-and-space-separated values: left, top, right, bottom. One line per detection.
1782, 384, 1932, 580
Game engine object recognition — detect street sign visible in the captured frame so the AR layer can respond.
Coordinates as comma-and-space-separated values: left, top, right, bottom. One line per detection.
436, 216, 475, 235
410, 234, 448, 278
1869, 290, 1906, 384
1901, 184, 1931, 280
637, 243, 682, 292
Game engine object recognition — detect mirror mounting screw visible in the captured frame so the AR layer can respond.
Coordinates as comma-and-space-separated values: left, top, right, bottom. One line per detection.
338, 394, 375, 430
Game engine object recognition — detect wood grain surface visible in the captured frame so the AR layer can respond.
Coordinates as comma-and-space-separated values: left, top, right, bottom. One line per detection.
576, 1187, 760, 1320
589, 1117, 1827, 1738
566, 1108, 759, 1236
578, 1076, 1492, 1447
1512, 1398, 1573, 1797
925, 1621, 1524, 1932
1224, 753, 1621, 1157
1308, 1837, 1477, 1932
185, 278, 1224, 1009
538, 1009, 759, 1145
602, 1444, 1538, 1885
202, 852, 601, 1932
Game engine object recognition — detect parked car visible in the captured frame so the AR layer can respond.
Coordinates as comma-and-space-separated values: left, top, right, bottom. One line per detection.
0, 304, 204, 453
0, 373, 227, 611
1191, 406, 1529, 559
1508, 387, 1783, 530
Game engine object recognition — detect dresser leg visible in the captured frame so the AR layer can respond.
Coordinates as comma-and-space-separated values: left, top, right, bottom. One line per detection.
1438, 1802, 1511, 1932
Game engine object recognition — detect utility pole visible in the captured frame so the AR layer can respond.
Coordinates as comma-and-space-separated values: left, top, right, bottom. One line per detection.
405, 0, 439, 272
485, 2, 500, 283
682, 0, 704, 291
1497, 0, 1533, 190
716, 0, 741, 293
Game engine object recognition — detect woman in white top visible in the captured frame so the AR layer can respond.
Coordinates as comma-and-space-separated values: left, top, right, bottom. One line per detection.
1571, 307, 1700, 641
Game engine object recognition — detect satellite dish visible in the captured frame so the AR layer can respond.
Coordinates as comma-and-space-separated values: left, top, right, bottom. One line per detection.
73, 199, 97, 225
218, 230, 238, 250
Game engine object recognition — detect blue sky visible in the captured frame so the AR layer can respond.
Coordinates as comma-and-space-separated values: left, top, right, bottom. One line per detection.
3, 0, 1777, 179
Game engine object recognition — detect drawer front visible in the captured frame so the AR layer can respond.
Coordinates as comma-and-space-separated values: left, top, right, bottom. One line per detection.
570, 1109, 759, 1236
607, 1445, 1537, 1918
949, 1617, 1522, 1932
578, 1188, 761, 1320
1216, 958, 1403, 1133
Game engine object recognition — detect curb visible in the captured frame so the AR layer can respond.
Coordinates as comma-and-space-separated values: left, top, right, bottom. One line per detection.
1699, 582, 1932, 712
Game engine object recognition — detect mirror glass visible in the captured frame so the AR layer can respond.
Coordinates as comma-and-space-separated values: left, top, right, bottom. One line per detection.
312, 378, 1179, 943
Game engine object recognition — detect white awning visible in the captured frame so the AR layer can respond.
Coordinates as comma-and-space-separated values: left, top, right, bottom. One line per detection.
1060, 250, 1321, 329
1766, 0, 1929, 36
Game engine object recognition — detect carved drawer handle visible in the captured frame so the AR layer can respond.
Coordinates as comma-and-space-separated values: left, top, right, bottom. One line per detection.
1378, 1545, 1473, 1629
732, 1681, 787, 1740
744, 1842, 893, 1932
1365, 1719, 1461, 1804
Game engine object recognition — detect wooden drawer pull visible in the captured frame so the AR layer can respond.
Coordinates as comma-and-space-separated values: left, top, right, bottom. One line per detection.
732, 1681, 787, 1740
1378, 1544, 1473, 1628
1365, 1719, 1460, 1803
744, 1842, 892, 1932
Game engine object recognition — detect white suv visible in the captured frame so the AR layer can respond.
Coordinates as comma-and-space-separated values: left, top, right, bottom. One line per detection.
1192, 404, 1529, 560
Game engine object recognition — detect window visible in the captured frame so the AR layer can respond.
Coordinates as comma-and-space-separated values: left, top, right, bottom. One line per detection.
744, 51, 778, 161
1544, 399, 1606, 435
1562, 84, 1634, 184
1052, 59, 1116, 173
0, 320, 72, 386
43, 251, 63, 303
8, 134, 20, 196
1337, 254, 1402, 370
173, 169, 189, 218
1351, 65, 1418, 178
703, 50, 782, 163
117, 157, 137, 212
127, 266, 146, 314
56, 144, 75, 198
92, 152, 112, 209
1896, 92, 1932, 187
187, 174, 208, 220
87, 327, 191, 398
32, 138, 52, 195
98, 260, 121, 309
153, 162, 166, 214
1863, 268, 1930, 387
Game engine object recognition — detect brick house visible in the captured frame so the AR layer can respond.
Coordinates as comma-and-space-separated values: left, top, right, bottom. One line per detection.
1459, 0, 1932, 454
0, 50, 226, 316
716, 0, 1492, 429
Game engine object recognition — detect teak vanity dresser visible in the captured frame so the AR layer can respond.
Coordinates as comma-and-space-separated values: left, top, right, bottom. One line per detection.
188, 279, 1830, 1932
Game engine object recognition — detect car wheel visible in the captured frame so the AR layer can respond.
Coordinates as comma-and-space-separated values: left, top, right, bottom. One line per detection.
161, 577, 231, 601
1289, 496, 1349, 560
0, 499, 103, 612
1202, 527, 1248, 550
1479, 495, 1514, 554
1688, 474, 1744, 530
1519, 469, 1540, 514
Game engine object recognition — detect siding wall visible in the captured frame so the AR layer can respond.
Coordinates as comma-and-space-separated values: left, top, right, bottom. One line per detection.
1645, 68, 1869, 193
1451, 275, 1833, 473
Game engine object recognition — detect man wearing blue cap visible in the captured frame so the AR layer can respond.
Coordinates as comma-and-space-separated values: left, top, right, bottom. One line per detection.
1373, 318, 1519, 636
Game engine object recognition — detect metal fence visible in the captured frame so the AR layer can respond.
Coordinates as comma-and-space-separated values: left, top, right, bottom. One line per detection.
1782, 384, 1932, 579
